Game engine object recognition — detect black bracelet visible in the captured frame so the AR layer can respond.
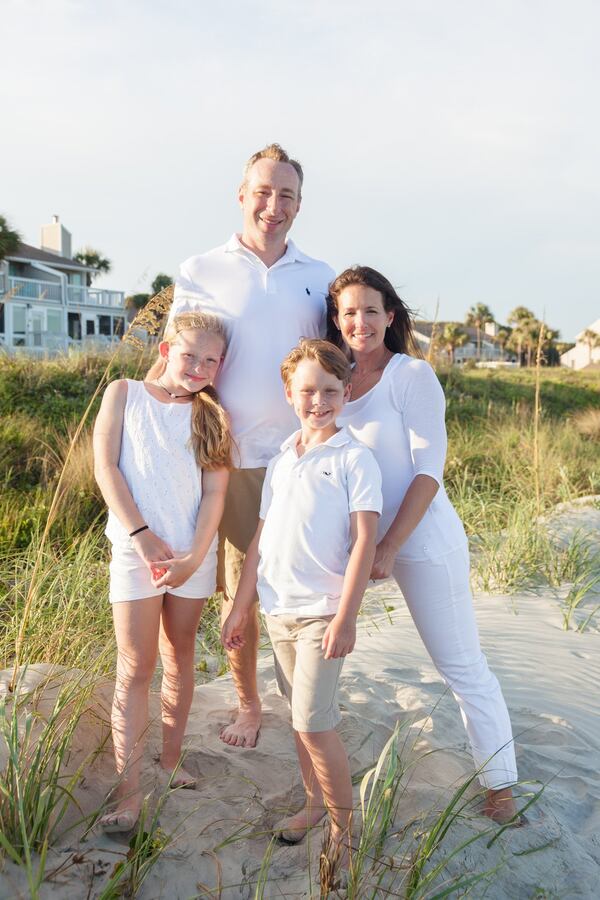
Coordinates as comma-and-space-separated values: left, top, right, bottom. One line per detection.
129, 525, 149, 537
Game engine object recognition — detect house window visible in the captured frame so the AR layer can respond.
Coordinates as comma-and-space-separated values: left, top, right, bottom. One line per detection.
47, 309, 62, 334
12, 305, 26, 345
98, 315, 111, 336
113, 316, 124, 336
86, 319, 96, 335
68, 312, 81, 341
0, 304, 4, 336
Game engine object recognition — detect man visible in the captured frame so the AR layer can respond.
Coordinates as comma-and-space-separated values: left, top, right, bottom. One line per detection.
169, 144, 335, 747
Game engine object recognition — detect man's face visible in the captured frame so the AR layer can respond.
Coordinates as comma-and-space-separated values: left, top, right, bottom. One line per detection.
239, 158, 301, 248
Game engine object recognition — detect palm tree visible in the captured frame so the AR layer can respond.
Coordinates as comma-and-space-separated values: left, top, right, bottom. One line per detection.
507, 307, 536, 366
496, 328, 510, 359
442, 323, 468, 365
151, 273, 172, 295
507, 306, 536, 327
0, 215, 21, 262
73, 246, 112, 286
465, 303, 494, 359
581, 328, 600, 365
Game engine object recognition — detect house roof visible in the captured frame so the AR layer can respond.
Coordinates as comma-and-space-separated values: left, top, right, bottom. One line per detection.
7, 242, 92, 272
575, 318, 600, 341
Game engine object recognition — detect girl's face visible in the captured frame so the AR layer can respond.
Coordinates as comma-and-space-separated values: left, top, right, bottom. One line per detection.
333, 285, 394, 356
160, 329, 225, 393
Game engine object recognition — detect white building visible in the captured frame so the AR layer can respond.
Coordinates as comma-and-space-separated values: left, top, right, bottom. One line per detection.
413, 321, 511, 364
0, 216, 125, 354
561, 319, 600, 370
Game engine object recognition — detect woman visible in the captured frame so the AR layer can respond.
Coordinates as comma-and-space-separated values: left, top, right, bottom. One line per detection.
327, 266, 519, 823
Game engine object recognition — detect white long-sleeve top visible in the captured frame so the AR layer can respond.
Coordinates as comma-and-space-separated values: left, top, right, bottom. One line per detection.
336, 354, 467, 561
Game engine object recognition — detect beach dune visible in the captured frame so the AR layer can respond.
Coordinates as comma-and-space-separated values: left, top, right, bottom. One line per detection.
1, 575, 599, 897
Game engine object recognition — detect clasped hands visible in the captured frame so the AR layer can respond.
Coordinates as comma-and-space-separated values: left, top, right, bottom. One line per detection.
131, 528, 197, 589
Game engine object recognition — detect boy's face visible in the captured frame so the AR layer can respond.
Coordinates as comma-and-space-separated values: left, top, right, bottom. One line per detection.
286, 358, 351, 440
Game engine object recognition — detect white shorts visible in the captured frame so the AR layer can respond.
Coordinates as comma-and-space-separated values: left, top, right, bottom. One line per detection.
108, 543, 217, 603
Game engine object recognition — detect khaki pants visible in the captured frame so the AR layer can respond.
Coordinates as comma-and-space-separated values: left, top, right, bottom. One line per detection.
217, 467, 266, 601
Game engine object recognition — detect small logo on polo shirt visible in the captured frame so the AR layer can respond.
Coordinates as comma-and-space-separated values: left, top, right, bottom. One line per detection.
322, 470, 331, 476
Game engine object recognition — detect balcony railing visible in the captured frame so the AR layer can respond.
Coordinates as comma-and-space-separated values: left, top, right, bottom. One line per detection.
8, 276, 62, 302
1, 276, 124, 309
67, 285, 124, 307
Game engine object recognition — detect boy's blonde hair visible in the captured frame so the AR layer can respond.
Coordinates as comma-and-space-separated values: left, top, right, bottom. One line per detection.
280, 339, 352, 387
146, 312, 233, 470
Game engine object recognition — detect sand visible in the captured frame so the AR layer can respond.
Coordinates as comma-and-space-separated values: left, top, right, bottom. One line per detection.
1, 508, 599, 897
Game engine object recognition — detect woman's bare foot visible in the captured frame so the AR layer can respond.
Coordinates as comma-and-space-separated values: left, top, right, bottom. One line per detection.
219, 702, 261, 748
274, 803, 327, 844
483, 787, 523, 825
99, 790, 143, 833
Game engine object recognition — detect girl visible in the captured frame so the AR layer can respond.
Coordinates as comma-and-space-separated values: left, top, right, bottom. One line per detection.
327, 266, 520, 825
93, 311, 232, 831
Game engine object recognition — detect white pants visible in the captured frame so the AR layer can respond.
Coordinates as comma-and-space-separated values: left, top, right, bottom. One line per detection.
392, 545, 517, 789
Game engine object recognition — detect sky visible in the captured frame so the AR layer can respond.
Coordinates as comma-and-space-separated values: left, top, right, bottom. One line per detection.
2, 0, 599, 341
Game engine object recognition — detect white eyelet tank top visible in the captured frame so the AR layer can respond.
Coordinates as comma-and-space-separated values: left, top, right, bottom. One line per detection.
105, 380, 207, 553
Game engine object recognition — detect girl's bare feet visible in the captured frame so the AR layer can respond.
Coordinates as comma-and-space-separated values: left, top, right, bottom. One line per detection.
483, 787, 523, 825
274, 803, 327, 843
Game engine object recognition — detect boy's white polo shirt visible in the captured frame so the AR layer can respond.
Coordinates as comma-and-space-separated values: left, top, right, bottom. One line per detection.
257, 427, 382, 617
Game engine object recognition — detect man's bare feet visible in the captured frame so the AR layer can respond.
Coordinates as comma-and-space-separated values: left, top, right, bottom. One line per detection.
483, 787, 523, 825
99, 791, 142, 833
274, 803, 327, 844
219, 703, 261, 748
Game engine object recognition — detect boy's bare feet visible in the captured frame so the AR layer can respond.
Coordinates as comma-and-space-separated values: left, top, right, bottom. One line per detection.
483, 787, 523, 825
219, 702, 261, 747
159, 762, 197, 789
274, 803, 327, 843
320, 826, 352, 890
99, 791, 142, 833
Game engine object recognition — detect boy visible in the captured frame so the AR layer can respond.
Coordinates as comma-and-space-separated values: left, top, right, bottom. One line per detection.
222, 339, 382, 872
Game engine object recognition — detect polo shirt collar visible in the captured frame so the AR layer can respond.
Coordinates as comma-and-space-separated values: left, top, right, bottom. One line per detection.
224, 234, 310, 266
280, 426, 353, 455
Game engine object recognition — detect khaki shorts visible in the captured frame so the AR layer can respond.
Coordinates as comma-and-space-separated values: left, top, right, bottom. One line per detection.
264, 614, 344, 733
217, 467, 266, 601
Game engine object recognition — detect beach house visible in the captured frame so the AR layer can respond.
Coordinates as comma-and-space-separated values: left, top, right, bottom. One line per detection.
413, 321, 510, 365
560, 319, 600, 370
0, 216, 125, 354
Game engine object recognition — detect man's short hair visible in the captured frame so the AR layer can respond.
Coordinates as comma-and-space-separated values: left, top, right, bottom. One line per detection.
281, 339, 352, 387
243, 143, 304, 195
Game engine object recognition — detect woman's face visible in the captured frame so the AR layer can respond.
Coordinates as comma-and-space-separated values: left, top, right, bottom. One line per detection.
333, 284, 394, 355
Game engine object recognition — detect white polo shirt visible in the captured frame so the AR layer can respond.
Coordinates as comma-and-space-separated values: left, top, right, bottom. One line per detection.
170, 235, 335, 468
257, 428, 382, 616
